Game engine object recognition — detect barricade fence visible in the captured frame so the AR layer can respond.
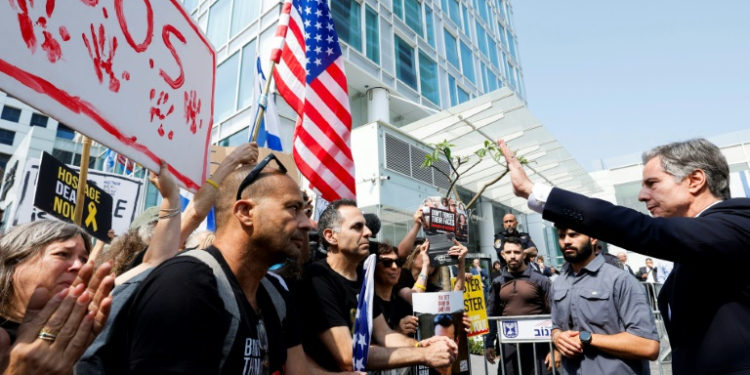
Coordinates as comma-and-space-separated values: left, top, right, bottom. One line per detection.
478, 308, 671, 375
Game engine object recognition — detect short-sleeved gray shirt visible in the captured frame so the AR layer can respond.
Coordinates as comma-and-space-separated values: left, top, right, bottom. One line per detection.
551, 254, 659, 375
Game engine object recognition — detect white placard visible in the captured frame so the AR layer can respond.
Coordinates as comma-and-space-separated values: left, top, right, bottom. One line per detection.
0, 0, 215, 191
12, 159, 143, 236
496, 316, 552, 343
412, 291, 464, 314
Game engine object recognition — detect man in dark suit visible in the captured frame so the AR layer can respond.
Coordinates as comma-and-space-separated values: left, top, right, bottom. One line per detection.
497, 138, 750, 375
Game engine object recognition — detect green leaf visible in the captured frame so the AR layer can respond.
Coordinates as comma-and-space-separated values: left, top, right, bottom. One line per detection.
445, 147, 452, 161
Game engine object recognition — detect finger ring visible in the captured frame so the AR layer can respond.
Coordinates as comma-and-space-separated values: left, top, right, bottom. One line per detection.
37, 328, 58, 342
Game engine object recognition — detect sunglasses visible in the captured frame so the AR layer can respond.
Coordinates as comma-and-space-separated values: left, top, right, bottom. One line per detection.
236, 154, 288, 200
377, 258, 405, 268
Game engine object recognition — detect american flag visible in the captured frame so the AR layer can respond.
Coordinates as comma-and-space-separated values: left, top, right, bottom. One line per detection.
353, 254, 376, 371
272, 0, 356, 201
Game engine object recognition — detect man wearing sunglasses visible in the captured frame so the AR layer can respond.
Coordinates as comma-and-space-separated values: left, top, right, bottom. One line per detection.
108, 154, 337, 375
296, 199, 459, 372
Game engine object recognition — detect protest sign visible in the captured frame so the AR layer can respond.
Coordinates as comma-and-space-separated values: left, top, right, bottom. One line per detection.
34, 152, 113, 242
420, 196, 470, 242
412, 292, 470, 375
13, 158, 143, 236
451, 275, 489, 337
0, 0, 216, 191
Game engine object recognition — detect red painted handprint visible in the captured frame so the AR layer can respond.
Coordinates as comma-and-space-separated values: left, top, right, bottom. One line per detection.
184, 90, 202, 135
8, 0, 66, 63
150, 89, 175, 140
82, 23, 122, 93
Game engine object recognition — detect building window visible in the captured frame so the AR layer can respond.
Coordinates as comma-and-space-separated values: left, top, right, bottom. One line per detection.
237, 39, 258, 111
448, 76, 470, 106
506, 29, 517, 60
231, 0, 258, 37
0, 152, 10, 169
419, 51, 439, 105
332, 0, 362, 51
207, 0, 230, 48
424, 6, 435, 47
365, 6, 380, 64
0, 129, 15, 146
444, 29, 459, 69
218, 128, 249, 147
30, 113, 48, 127
215, 53, 240, 121
1, 106, 21, 123
56, 123, 76, 140
394, 0, 403, 18
476, 21, 488, 58
458, 86, 470, 103
489, 39, 500, 69
52, 149, 73, 164
460, 41, 475, 83
394, 35, 417, 90
498, 23, 507, 48
404, 0, 423, 37
461, 4, 471, 37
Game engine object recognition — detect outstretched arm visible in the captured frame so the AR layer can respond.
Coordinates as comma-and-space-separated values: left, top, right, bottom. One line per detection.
397, 207, 425, 258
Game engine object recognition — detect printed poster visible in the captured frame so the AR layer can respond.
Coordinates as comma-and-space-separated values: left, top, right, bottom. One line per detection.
412, 291, 470, 375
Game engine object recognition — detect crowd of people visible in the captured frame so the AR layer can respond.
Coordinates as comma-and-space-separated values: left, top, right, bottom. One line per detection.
0, 137, 745, 375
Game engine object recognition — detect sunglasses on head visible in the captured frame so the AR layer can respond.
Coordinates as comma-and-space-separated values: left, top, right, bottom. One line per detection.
377, 258, 404, 268
236, 154, 288, 200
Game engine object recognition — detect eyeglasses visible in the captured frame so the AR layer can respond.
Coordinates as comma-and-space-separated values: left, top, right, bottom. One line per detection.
236, 154, 288, 200
377, 258, 404, 268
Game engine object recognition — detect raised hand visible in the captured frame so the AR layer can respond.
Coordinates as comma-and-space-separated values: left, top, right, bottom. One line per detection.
496, 139, 533, 199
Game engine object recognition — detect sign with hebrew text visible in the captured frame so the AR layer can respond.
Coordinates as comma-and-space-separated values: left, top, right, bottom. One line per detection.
0, 0, 215, 191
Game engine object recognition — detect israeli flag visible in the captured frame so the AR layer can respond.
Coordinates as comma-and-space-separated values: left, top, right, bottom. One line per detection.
104, 149, 116, 173
352, 254, 376, 371
249, 56, 283, 151
178, 189, 216, 232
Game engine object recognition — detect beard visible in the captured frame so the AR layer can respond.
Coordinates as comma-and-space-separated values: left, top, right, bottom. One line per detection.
562, 241, 594, 264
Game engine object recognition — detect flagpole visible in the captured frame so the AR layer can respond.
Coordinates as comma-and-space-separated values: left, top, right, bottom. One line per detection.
73, 136, 92, 225
250, 60, 278, 142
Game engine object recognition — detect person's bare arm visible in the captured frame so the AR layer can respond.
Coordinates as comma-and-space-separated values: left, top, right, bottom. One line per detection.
284, 345, 365, 375
451, 240, 468, 292
317, 326, 357, 371
372, 314, 417, 348
397, 207, 424, 258
180, 143, 259, 244
590, 332, 659, 360
496, 139, 533, 199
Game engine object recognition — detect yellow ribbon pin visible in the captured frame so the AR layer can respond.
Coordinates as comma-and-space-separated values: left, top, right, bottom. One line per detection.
85, 201, 98, 232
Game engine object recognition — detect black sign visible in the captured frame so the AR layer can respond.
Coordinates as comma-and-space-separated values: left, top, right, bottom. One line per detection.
427, 232, 459, 268
34, 152, 113, 242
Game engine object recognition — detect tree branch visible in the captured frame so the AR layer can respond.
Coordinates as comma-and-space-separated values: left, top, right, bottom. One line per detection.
465, 168, 509, 209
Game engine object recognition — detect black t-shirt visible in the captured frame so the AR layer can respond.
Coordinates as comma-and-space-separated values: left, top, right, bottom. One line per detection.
295, 259, 382, 371
113, 247, 300, 375
0, 319, 20, 344
374, 293, 413, 331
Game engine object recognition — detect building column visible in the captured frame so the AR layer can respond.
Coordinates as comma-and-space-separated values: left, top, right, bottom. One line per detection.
366, 87, 389, 123
478, 200, 497, 261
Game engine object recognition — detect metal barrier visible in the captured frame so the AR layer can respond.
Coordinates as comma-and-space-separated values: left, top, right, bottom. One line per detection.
477, 312, 672, 375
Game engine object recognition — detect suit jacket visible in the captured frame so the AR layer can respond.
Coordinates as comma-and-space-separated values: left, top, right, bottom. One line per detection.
636, 266, 657, 282
544, 188, 750, 375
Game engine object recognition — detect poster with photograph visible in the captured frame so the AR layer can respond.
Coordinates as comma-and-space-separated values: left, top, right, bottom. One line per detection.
412, 291, 470, 375
420, 197, 470, 267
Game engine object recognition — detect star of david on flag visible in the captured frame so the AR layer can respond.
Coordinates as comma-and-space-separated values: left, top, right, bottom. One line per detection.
352, 254, 376, 371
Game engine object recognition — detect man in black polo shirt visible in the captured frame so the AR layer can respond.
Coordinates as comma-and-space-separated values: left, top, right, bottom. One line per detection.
493, 214, 537, 269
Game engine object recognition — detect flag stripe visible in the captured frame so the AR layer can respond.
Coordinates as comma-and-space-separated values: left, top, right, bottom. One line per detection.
274, 0, 356, 201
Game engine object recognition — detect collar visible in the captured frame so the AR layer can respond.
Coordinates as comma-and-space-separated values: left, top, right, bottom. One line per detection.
696, 200, 723, 217
563, 253, 605, 276
501, 263, 533, 279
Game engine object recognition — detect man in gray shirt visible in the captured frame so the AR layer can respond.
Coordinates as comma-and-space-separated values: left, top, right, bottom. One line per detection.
550, 226, 659, 374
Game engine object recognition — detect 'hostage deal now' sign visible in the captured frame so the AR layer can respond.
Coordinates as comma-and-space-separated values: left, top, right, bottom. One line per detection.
34, 152, 113, 242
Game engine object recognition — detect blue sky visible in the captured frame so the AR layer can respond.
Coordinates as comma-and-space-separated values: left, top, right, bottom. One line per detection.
511, 1, 750, 170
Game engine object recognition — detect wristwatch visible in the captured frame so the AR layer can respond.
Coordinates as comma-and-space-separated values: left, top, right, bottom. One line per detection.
579, 331, 592, 346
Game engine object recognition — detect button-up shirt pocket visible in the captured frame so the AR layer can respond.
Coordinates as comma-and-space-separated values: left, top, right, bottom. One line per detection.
552, 288, 570, 330
578, 288, 611, 329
